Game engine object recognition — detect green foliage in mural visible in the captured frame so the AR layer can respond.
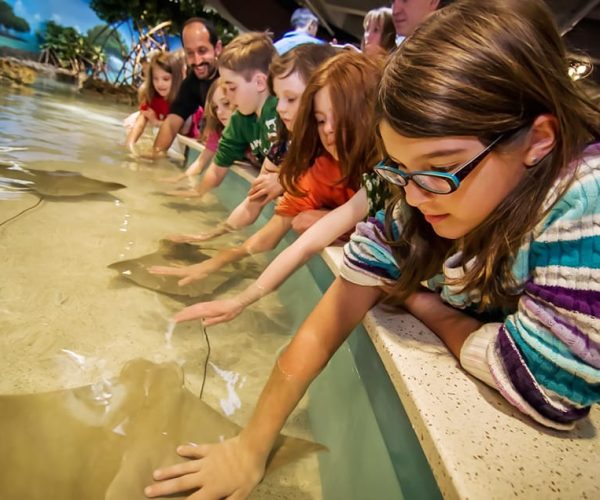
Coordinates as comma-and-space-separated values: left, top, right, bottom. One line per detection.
0, 0, 31, 33
90, 0, 238, 44
36, 21, 106, 74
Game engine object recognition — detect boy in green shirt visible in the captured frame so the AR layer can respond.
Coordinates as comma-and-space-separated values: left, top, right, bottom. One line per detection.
182, 32, 281, 201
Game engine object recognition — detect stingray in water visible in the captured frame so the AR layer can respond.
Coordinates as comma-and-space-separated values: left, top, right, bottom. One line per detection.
0, 359, 325, 499
0, 161, 125, 197
108, 239, 262, 301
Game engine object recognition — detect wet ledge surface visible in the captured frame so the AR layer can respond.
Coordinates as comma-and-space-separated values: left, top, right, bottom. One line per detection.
321, 246, 600, 500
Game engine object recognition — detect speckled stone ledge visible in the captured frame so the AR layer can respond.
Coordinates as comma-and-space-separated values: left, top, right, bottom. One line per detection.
321, 245, 600, 500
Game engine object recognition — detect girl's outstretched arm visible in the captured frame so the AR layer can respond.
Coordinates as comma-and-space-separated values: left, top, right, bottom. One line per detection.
174, 189, 369, 325
144, 277, 382, 499
148, 215, 293, 286
125, 113, 148, 153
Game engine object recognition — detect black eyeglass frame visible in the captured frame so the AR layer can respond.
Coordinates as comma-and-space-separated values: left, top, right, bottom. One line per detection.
374, 134, 506, 194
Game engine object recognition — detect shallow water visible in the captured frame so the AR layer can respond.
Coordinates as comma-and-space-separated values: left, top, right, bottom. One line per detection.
0, 86, 322, 498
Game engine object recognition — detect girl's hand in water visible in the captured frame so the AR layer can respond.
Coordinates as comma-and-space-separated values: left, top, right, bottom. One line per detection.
173, 297, 244, 325
159, 173, 188, 184
148, 265, 189, 277
149, 263, 209, 286
166, 229, 226, 244
166, 233, 205, 244
165, 188, 202, 198
144, 437, 265, 500
126, 141, 139, 158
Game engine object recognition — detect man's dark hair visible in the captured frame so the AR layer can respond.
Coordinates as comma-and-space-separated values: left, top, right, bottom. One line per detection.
181, 17, 219, 47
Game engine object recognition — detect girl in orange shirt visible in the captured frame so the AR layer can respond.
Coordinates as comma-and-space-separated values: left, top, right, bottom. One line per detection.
149, 51, 382, 286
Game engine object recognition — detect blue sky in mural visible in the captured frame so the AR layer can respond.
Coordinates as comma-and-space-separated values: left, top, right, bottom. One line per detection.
11, 0, 105, 34
2, 0, 139, 50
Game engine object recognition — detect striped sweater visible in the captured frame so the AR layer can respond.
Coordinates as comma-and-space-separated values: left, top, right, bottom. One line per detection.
341, 145, 600, 430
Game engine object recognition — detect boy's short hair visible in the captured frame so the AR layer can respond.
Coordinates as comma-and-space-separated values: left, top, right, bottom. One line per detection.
218, 32, 276, 81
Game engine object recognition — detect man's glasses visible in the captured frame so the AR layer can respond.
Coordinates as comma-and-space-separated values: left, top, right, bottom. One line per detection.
374, 134, 505, 194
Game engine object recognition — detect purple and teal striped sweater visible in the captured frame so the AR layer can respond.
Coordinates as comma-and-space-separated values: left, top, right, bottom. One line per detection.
341, 145, 600, 429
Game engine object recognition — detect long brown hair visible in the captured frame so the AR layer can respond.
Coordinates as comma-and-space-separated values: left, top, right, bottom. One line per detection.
199, 78, 229, 142
361, 7, 396, 53
139, 51, 185, 105
379, 0, 600, 308
280, 51, 384, 196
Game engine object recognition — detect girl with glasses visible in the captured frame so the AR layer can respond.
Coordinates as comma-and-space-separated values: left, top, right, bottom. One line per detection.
347, 0, 600, 429
145, 0, 599, 498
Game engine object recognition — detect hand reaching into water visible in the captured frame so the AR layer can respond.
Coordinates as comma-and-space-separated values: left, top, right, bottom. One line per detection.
166, 225, 232, 244
173, 297, 244, 326
247, 173, 283, 204
144, 437, 266, 500
166, 233, 207, 244
159, 173, 188, 184
148, 262, 209, 286
165, 188, 202, 198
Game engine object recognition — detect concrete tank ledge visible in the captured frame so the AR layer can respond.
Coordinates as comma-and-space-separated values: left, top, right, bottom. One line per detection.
177, 134, 600, 500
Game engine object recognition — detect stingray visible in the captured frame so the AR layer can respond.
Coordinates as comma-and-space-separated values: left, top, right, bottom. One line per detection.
0, 359, 325, 499
109, 239, 262, 301
0, 162, 125, 197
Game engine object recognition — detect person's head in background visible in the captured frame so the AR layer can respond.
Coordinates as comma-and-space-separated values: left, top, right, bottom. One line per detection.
281, 51, 384, 196
391, 0, 441, 37
362, 7, 396, 55
268, 44, 338, 134
139, 51, 185, 105
290, 7, 319, 36
218, 32, 276, 116
181, 18, 222, 80
378, 0, 600, 305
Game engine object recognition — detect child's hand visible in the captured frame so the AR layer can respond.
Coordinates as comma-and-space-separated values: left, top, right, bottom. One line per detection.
135, 147, 167, 162
148, 265, 188, 277
247, 173, 283, 204
166, 227, 230, 244
173, 297, 244, 325
165, 188, 202, 198
125, 141, 138, 157
144, 437, 265, 500
165, 233, 204, 243
148, 263, 209, 286
159, 173, 188, 184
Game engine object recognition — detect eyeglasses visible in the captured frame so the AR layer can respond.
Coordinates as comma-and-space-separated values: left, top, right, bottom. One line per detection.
374, 134, 505, 194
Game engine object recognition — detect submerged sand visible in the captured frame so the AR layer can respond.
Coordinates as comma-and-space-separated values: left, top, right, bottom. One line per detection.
0, 88, 322, 499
